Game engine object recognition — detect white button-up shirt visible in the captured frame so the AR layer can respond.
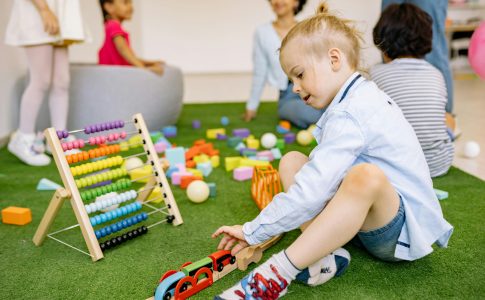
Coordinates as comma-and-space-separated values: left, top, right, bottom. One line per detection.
243, 73, 453, 261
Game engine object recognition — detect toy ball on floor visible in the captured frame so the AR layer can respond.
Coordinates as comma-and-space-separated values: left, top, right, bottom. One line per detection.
261, 133, 277, 149
463, 141, 480, 158
123, 157, 144, 173
186, 180, 210, 203
469, 21, 485, 79
296, 130, 313, 146
221, 116, 230, 126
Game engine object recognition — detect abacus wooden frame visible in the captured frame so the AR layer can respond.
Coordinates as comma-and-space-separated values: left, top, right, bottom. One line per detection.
33, 113, 183, 261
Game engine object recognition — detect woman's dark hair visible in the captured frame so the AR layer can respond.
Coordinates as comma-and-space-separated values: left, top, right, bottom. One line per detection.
373, 3, 432, 59
268, 0, 307, 15
99, 0, 113, 22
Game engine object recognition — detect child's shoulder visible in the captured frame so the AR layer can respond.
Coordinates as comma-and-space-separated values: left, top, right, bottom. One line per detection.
104, 19, 123, 30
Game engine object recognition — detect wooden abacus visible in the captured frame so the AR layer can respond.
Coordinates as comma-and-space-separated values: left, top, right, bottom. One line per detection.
33, 113, 183, 261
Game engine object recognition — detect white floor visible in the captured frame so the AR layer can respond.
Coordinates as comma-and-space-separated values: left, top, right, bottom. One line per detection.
452, 78, 485, 181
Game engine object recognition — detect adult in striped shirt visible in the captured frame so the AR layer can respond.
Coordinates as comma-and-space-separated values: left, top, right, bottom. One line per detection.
370, 3, 454, 177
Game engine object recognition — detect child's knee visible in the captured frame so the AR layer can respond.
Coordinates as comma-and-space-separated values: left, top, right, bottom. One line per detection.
279, 151, 308, 173
344, 163, 387, 193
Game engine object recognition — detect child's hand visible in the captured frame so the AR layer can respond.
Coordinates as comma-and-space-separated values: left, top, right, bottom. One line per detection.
39, 9, 59, 35
243, 109, 257, 122
148, 63, 164, 76
212, 225, 249, 255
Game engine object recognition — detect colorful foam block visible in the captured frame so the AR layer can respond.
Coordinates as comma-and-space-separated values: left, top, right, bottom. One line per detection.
192, 120, 201, 129
216, 133, 227, 140
225, 157, 242, 171
257, 150, 274, 161
166, 166, 179, 178
271, 148, 282, 160
246, 138, 260, 150
227, 137, 243, 148
171, 171, 193, 185
197, 161, 213, 177
180, 175, 203, 189
210, 155, 220, 168
235, 142, 246, 151
129, 165, 152, 183
240, 158, 270, 168
187, 168, 203, 178
128, 135, 142, 148
241, 149, 258, 157
150, 131, 163, 143
154, 142, 167, 153
2, 206, 32, 225
207, 182, 216, 197
186, 160, 196, 168
162, 126, 177, 138
37, 178, 62, 191
139, 186, 163, 204
434, 188, 449, 200
206, 128, 226, 139
194, 154, 210, 164
233, 166, 254, 181
165, 147, 185, 167
276, 139, 285, 150
233, 128, 250, 138
284, 133, 296, 144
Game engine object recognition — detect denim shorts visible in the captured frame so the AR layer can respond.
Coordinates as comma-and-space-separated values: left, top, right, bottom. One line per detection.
355, 197, 405, 262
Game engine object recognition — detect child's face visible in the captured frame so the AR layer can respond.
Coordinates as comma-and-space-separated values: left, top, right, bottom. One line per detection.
106, 0, 133, 21
270, 0, 298, 17
281, 38, 344, 110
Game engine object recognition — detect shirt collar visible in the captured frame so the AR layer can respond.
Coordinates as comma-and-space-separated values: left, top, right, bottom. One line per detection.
312, 72, 364, 138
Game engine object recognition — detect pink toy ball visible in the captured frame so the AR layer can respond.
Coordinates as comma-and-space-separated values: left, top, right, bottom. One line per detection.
469, 22, 485, 80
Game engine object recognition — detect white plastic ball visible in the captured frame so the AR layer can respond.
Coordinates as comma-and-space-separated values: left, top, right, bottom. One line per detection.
261, 133, 277, 149
123, 157, 144, 172
296, 130, 313, 146
463, 141, 480, 158
186, 180, 210, 203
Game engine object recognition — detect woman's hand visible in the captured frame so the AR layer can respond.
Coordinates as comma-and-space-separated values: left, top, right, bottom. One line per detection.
39, 9, 59, 35
243, 109, 257, 122
212, 225, 249, 255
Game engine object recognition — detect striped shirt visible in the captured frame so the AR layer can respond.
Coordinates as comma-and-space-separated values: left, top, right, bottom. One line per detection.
370, 58, 454, 177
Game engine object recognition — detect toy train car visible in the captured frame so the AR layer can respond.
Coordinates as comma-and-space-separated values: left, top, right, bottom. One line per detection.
155, 250, 236, 300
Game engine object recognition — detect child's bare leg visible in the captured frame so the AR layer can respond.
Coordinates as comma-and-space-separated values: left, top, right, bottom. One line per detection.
286, 163, 400, 269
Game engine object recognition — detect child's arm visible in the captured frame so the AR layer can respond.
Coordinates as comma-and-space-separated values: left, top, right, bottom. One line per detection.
113, 36, 164, 75
32, 0, 59, 35
220, 112, 366, 249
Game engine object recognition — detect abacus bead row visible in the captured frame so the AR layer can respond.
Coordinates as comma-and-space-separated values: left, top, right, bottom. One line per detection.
95, 212, 148, 239
84, 120, 125, 135
71, 156, 124, 177
66, 145, 121, 165
84, 190, 137, 214
61, 139, 85, 152
80, 178, 131, 201
56, 130, 69, 139
88, 131, 127, 146
99, 225, 148, 252
90, 201, 142, 226
75, 167, 128, 188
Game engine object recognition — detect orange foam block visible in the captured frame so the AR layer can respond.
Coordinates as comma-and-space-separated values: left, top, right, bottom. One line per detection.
180, 175, 203, 189
2, 206, 32, 225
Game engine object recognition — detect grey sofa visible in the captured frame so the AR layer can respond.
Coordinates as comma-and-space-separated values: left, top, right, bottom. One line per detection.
31, 64, 184, 131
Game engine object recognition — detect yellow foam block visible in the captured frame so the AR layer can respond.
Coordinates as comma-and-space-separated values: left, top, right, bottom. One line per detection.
246, 138, 260, 150
139, 186, 163, 204
210, 155, 220, 168
225, 157, 242, 172
240, 158, 270, 167
2, 206, 32, 225
194, 154, 210, 163
129, 165, 153, 183
128, 135, 143, 148
187, 168, 203, 177
206, 128, 226, 139
119, 141, 130, 151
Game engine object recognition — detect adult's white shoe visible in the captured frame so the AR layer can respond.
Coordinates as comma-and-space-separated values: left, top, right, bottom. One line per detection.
8, 131, 51, 166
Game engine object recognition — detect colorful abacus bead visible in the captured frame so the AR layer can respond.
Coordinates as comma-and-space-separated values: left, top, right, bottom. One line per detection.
99, 225, 147, 252
56, 130, 69, 139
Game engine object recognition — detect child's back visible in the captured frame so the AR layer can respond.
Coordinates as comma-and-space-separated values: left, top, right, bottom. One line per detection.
370, 59, 454, 177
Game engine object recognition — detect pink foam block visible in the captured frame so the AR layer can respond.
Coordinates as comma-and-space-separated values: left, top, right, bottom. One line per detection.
154, 142, 167, 153
233, 166, 254, 181
171, 171, 192, 185
256, 150, 274, 162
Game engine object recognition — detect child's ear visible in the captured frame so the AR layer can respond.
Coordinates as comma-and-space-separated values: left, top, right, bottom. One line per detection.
328, 48, 342, 71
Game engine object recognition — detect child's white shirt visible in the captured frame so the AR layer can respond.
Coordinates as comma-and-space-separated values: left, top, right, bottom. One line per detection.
243, 72, 453, 261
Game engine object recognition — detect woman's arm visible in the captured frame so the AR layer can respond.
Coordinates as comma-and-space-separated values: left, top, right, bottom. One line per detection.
31, 0, 59, 35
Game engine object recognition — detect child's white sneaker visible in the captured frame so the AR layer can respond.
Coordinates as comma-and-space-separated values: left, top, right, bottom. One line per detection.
8, 131, 51, 166
295, 248, 350, 286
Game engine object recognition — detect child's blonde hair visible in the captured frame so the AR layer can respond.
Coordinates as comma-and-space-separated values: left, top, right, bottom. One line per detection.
281, 2, 363, 70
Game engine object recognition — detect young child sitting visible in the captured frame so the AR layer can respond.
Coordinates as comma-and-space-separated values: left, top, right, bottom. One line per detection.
212, 3, 453, 299
370, 3, 454, 177
98, 0, 164, 75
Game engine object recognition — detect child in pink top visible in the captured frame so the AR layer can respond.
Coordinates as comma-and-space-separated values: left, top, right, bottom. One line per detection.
98, 0, 164, 75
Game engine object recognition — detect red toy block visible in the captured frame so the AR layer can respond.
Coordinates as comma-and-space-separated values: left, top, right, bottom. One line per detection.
2, 206, 32, 225
185, 147, 201, 160
180, 175, 203, 189
186, 160, 196, 168
199, 143, 214, 155
208, 149, 220, 157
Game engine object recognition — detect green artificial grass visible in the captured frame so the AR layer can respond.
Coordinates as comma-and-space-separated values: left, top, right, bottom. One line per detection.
0, 102, 484, 299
